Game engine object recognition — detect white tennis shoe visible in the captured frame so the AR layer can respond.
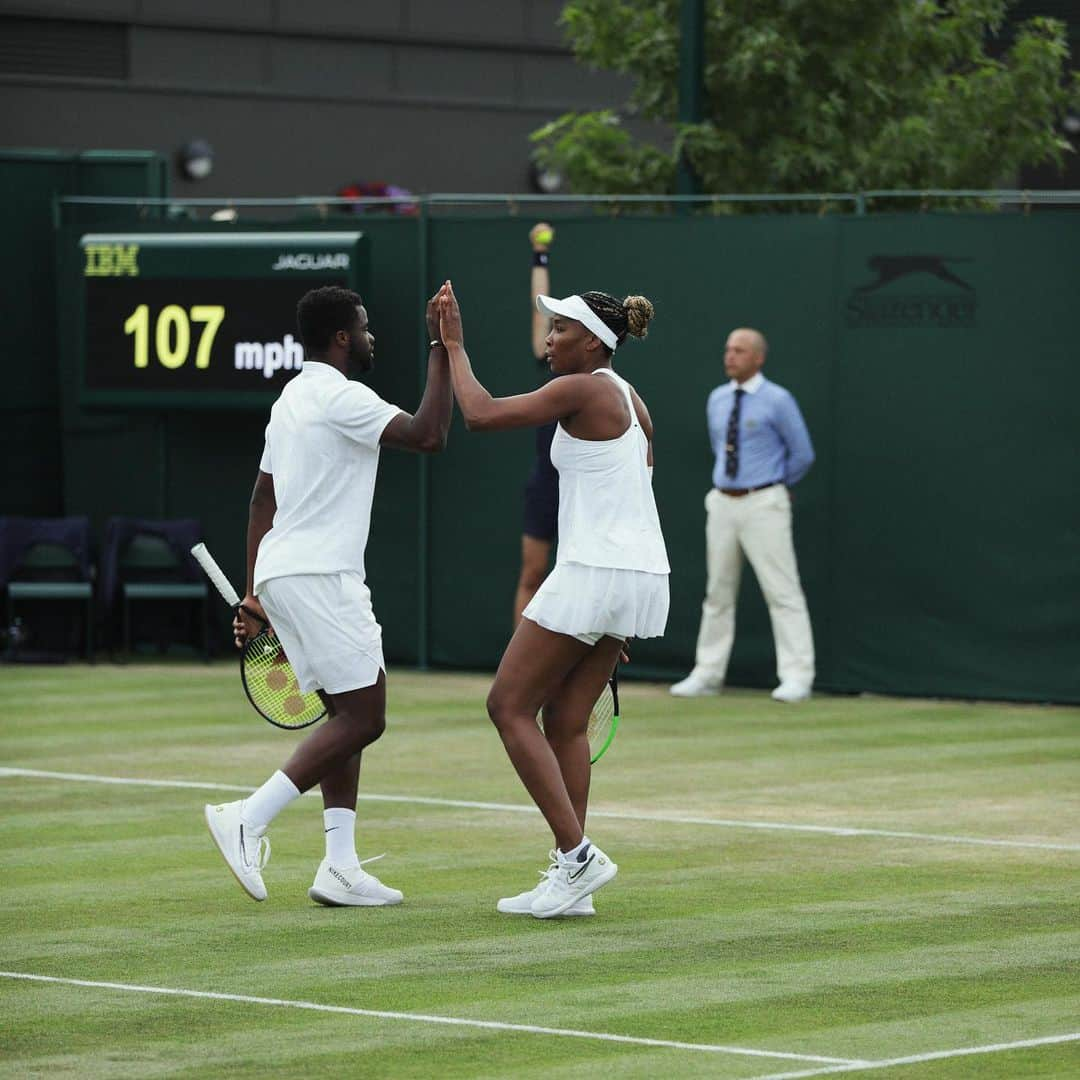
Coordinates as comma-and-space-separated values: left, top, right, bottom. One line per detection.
497, 852, 595, 916
670, 671, 723, 697
771, 682, 812, 703
204, 800, 270, 902
308, 856, 403, 907
530, 843, 616, 919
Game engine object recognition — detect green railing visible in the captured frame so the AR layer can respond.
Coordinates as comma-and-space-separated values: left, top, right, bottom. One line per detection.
54, 189, 1080, 226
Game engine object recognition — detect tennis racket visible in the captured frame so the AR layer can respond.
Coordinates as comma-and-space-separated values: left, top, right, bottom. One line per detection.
190, 542, 326, 730
539, 670, 620, 765
587, 671, 620, 764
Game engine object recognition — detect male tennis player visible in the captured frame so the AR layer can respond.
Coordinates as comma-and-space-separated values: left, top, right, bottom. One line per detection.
205, 285, 452, 905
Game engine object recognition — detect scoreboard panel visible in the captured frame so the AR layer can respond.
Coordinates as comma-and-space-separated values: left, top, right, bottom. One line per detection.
78, 232, 368, 408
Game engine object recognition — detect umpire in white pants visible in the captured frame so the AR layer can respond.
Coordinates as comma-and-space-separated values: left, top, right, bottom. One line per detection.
671, 328, 816, 703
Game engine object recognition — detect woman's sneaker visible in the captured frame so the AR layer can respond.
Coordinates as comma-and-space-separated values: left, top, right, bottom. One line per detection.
308, 856, 403, 907
497, 853, 595, 917
530, 842, 616, 919
204, 800, 270, 902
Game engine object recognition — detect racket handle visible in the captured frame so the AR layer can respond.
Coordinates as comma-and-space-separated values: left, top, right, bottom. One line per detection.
190, 542, 242, 608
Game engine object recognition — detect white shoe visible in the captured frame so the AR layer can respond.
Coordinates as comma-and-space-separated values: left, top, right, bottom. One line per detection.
530, 843, 617, 919
771, 682, 812, 703
308, 856, 403, 907
670, 672, 723, 697
205, 800, 270, 902
497, 852, 595, 916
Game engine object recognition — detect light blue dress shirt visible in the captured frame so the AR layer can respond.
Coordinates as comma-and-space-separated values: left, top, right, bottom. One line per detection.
706, 373, 815, 489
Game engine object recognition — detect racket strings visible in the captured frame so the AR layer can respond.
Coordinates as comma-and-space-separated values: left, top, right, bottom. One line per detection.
587, 683, 615, 749
242, 631, 324, 729
532, 679, 618, 764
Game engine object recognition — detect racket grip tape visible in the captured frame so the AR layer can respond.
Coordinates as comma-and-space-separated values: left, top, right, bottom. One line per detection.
190, 542, 242, 608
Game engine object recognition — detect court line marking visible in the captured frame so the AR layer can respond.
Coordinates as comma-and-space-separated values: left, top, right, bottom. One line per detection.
2, 766, 1078, 852
0, 971, 861, 1065
742, 1031, 1080, 1079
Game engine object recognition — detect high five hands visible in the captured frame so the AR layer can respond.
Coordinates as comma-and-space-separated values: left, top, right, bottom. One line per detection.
436, 281, 463, 348
426, 287, 442, 343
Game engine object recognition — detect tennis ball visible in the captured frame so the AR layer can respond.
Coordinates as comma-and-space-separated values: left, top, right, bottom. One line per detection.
535, 227, 553, 246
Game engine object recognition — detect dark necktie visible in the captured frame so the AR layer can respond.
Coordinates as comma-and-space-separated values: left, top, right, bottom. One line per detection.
724, 388, 745, 479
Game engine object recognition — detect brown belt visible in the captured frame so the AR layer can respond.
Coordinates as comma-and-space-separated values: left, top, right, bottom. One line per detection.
716, 482, 780, 497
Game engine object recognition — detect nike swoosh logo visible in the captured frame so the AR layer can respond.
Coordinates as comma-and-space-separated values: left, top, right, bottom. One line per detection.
324, 827, 339, 833
567, 854, 595, 882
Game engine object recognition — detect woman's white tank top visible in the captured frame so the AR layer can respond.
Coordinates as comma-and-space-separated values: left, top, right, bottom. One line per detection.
549, 368, 670, 574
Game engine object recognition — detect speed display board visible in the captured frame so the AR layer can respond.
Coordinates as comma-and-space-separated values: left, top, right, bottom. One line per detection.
78, 231, 368, 408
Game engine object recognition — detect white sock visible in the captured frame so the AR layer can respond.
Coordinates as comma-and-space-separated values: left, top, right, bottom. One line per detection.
323, 807, 358, 868
241, 770, 300, 833
560, 835, 591, 861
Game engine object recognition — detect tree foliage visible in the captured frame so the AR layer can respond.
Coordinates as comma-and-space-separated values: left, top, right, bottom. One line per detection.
532, 1, 1080, 195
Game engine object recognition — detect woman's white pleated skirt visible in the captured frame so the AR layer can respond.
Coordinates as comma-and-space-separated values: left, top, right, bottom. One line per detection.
522, 561, 669, 645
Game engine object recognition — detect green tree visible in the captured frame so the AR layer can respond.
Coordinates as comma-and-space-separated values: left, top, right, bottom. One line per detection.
532, 1, 1080, 196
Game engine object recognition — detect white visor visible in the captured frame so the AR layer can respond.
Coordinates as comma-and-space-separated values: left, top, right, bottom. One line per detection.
536, 294, 618, 350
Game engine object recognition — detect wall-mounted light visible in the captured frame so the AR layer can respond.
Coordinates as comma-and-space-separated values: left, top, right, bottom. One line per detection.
529, 155, 565, 195
177, 138, 214, 181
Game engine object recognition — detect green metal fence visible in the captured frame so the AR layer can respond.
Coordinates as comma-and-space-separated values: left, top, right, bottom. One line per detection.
7, 178, 1080, 700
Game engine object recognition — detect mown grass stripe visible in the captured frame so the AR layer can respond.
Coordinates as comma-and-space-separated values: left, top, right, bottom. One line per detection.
2, 766, 1077, 852
0, 971, 862, 1064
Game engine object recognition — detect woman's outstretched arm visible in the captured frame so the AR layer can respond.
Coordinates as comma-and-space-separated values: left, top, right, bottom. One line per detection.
438, 280, 591, 432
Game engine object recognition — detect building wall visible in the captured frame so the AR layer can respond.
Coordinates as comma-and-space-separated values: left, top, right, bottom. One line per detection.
0, 0, 643, 195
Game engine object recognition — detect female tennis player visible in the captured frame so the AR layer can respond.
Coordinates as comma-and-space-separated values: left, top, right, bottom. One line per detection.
436, 279, 669, 918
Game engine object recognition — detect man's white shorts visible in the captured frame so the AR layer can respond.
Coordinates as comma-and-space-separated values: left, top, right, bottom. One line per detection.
257, 571, 384, 695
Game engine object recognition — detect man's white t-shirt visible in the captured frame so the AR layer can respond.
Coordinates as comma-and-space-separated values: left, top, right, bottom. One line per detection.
253, 362, 402, 593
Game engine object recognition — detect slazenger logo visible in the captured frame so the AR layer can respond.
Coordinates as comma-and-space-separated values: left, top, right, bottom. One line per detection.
272, 252, 350, 271
846, 255, 977, 329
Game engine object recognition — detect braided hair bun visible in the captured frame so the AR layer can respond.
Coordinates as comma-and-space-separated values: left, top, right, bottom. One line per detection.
622, 295, 655, 339
581, 290, 656, 349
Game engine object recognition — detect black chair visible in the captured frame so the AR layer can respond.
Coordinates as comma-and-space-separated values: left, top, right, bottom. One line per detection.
103, 518, 210, 659
0, 517, 95, 661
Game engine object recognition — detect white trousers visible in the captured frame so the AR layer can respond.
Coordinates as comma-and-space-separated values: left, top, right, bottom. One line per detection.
693, 485, 815, 687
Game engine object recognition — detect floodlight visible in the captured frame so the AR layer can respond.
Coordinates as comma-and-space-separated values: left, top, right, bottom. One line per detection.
178, 139, 214, 181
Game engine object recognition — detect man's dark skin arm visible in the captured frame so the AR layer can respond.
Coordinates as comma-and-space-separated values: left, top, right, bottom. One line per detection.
379, 291, 453, 453
234, 469, 275, 644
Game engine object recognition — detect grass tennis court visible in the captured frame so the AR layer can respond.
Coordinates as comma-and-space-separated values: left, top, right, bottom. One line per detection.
2, 663, 1078, 1078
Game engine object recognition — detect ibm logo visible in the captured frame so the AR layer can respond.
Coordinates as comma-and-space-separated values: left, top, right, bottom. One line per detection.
84, 244, 140, 277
